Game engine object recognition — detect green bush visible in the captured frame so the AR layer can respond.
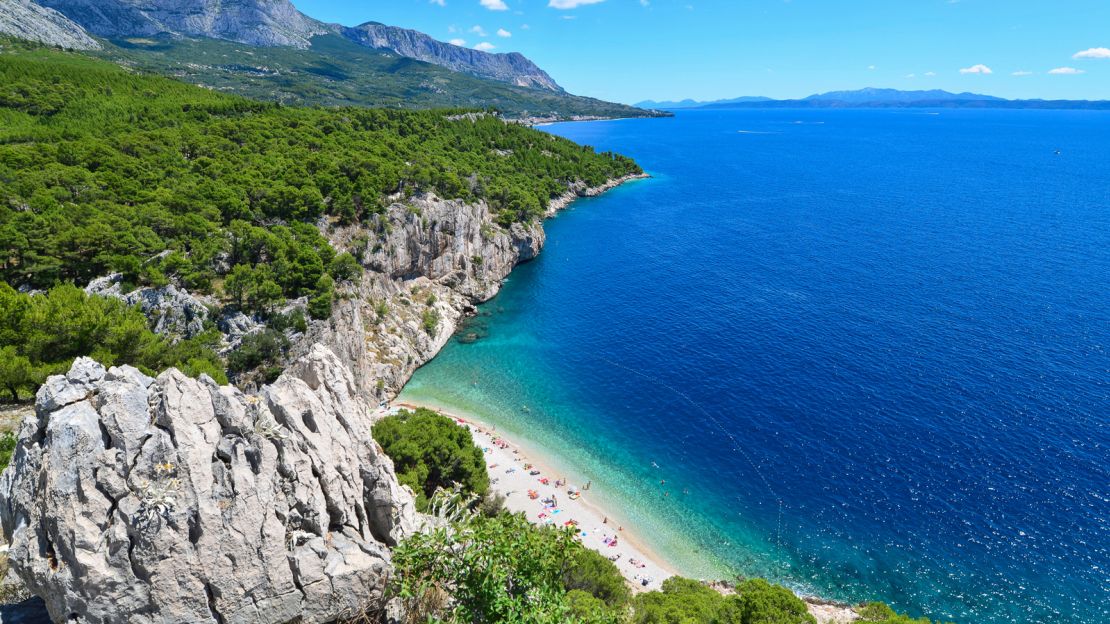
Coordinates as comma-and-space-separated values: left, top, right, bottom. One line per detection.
372, 408, 489, 510
563, 546, 631, 609
0, 283, 225, 399
226, 329, 290, 376
857, 602, 944, 624
393, 511, 601, 623
0, 431, 16, 472
0, 45, 641, 315
633, 577, 726, 624
727, 579, 815, 624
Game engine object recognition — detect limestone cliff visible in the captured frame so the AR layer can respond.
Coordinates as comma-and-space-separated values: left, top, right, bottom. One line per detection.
301, 174, 645, 401
0, 346, 420, 623
0, 0, 100, 50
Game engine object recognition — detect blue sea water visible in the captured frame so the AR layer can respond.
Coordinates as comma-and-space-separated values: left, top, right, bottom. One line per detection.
399, 109, 1110, 623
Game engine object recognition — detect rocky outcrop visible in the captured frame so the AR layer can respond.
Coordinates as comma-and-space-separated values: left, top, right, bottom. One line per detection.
342, 22, 562, 92
86, 274, 211, 340
304, 175, 646, 401
37, 0, 328, 48
0, 346, 420, 623
0, 0, 100, 50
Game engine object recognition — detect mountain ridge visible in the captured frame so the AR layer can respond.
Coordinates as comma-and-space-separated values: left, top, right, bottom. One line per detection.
639, 88, 1110, 110
34, 0, 564, 92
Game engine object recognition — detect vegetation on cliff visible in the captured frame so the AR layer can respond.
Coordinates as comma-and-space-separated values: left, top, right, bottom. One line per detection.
0, 41, 639, 386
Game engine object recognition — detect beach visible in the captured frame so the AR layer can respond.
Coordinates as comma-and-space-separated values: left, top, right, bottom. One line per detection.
393, 401, 676, 593
391, 400, 861, 623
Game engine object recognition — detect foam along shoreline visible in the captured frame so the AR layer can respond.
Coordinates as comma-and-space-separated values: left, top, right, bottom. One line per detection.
392, 401, 676, 593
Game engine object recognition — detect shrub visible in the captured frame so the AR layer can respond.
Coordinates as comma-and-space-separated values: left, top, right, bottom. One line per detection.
372, 408, 489, 510
422, 308, 440, 335
227, 330, 290, 375
0, 432, 16, 472
728, 578, 815, 624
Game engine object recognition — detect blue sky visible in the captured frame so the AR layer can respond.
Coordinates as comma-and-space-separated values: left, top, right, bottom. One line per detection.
295, 1, 1110, 103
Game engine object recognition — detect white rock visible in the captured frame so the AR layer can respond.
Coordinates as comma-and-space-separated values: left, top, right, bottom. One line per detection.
1, 345, 419, 623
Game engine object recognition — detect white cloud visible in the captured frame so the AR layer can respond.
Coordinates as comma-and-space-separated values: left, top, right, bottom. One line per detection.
959, 64, 993, 74
475, 41, 496, 51
1012, 70, 1033, 76
867, 65, 876, 70
924, 71, 936, 76
470, 25, 487, 36
1073, 47, 1110, 59
449, 38, 466, 46
1048, 67, 1085, 75
480, 0, 508, 10
905, 73, 916, 78
520, 23, 530, 29
548, 0, 606, 9
497, 28, 512, 37
430, 0, 446, 6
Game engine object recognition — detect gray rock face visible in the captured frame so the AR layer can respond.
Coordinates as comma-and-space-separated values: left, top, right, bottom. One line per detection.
85, 273, 211, 340
297, 192, 546, 400
0, 0, 100, 49
35, 1, 562, 91
37, 0, 327, 48
0, 347, 420, 623
342, 22, 562, 92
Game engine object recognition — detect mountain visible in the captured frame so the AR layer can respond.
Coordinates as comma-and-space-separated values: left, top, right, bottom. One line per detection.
0, 0, 100, 49
34, 0, 565, 93
635, 96, 772, 109
37, 0, 327, 48
97, 34, 656, 120
675, 88, 1110, 110
343, 22, 561, 92
804, 88, 1003, 103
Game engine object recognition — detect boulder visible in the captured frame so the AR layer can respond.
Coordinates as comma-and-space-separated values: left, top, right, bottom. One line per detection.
0, 345, 419, 623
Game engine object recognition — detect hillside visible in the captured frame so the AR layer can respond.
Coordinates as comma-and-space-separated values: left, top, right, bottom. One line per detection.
24, 0, 665, 120
0, 40, 641, 395
98, 34, 657, 119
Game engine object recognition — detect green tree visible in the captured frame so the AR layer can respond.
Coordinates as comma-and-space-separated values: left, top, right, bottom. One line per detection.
728, 579, 816, 624
372, 408, 489, 510
633, 577, 726, 624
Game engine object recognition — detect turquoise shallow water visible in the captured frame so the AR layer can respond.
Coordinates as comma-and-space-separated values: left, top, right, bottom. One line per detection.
400, 109, 1109, 623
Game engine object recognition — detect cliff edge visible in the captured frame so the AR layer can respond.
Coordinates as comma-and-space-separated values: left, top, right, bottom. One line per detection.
0, 346, 420, 623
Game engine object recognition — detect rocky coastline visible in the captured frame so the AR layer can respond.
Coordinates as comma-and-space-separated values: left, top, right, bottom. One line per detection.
0, 173, 647, 623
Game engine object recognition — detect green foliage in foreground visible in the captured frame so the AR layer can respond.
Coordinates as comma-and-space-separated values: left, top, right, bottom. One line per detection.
0, 431, 16, 472
393, 511, 622, 624
0, 283, 225, 401
632, 577, 815, 624
0, 43, 640, 301
372, 408, 489, 510
383, 421, 945, 624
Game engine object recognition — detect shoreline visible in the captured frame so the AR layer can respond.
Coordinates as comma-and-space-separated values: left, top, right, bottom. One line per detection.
392, 400, 861, 622
393, 400, 678, 593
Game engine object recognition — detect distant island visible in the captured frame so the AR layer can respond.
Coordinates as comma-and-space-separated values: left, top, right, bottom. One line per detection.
637, 88, 1110, 110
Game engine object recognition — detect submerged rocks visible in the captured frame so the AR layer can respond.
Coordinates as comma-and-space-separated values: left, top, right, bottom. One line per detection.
0, 346, 419, 623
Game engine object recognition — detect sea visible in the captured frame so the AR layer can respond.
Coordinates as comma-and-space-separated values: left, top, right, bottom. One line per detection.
399, 108, 1109, 623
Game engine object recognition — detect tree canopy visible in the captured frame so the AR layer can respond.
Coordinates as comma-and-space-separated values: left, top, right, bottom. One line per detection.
372, 408, 490, 510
